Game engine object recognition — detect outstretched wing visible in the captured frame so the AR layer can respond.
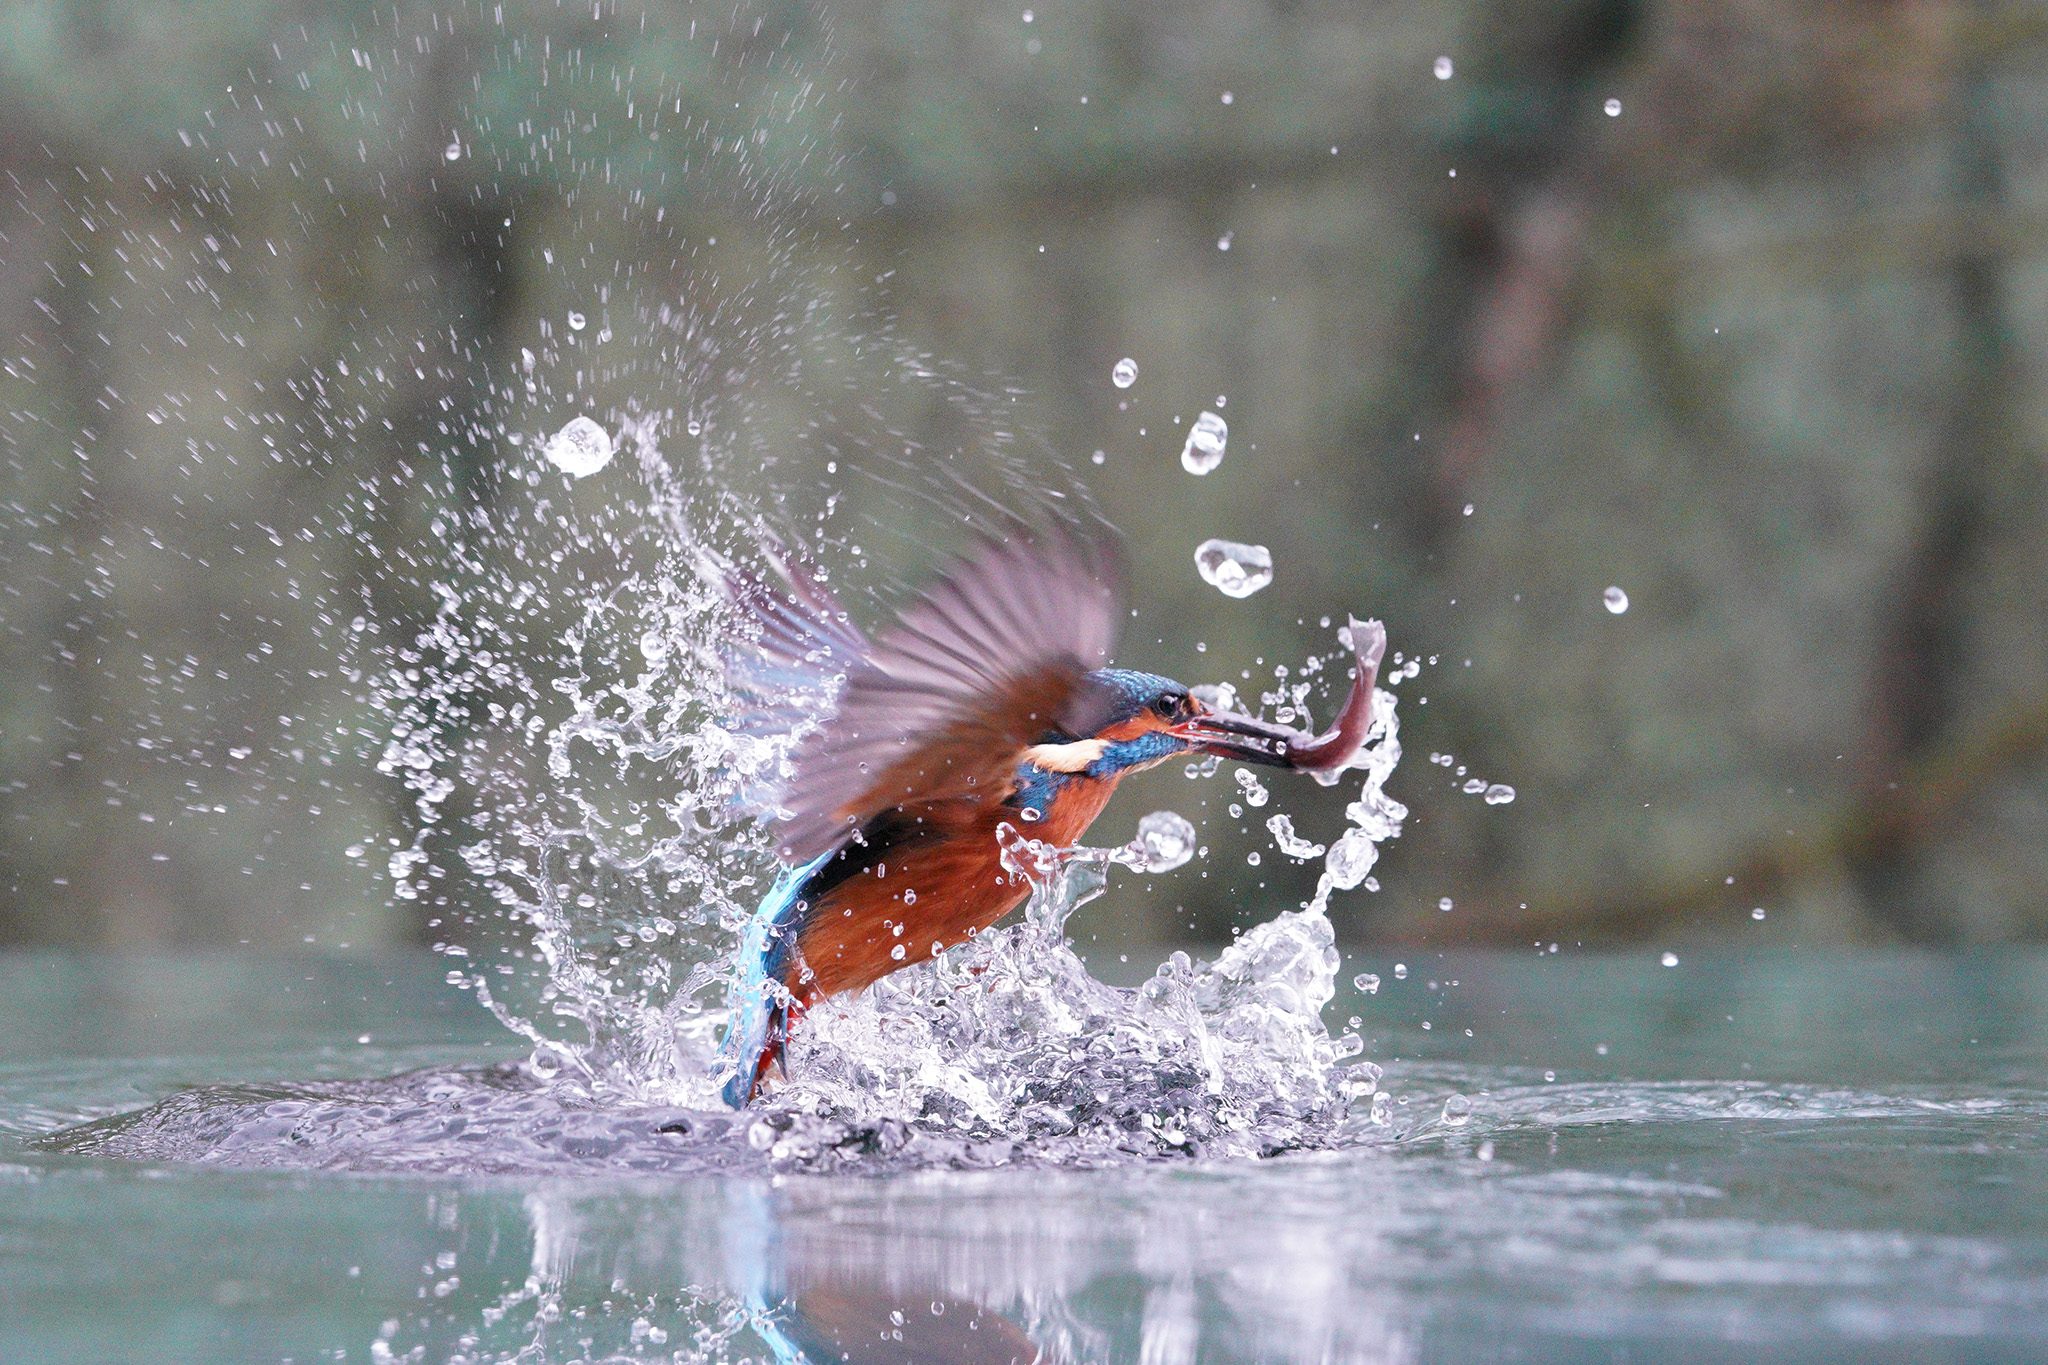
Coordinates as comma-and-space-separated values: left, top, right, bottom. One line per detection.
721, 544, 869, 742
770, 527, 1124, 864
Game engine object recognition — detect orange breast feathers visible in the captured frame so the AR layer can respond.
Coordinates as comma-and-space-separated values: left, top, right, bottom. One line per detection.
788, 779, 1118, 1001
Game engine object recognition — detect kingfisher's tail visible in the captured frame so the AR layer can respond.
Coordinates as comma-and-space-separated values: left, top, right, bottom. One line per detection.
715, 853, 831, 1108
718, 994, 790, 1110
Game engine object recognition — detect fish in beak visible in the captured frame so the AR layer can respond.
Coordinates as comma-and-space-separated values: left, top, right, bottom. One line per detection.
1173, 617, 1386, 775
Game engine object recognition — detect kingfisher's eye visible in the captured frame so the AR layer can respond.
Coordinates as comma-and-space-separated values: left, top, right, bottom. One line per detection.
1154, 692, 1189, 720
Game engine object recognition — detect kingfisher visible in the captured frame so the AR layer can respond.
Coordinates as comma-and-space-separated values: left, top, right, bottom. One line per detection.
713, 525, 1379, 1107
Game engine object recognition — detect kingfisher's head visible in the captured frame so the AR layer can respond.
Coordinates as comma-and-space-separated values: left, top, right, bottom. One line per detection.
1021, 668, 1299, 782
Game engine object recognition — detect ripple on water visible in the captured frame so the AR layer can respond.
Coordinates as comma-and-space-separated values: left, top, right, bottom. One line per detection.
42, 1044, 2047, 1180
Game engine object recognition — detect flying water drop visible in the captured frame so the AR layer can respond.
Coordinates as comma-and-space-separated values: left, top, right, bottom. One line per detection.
541, 416, 615, 478
1483, 783, 1515, 805
1180, 410, 1229, 474
1111, 357, 1138, 388
1603, 585, 1630, 614
1267, 813, 1325, 861
1128, 810, 1196, 873
1324, 828, 1378, 891
1194, 539, 1272, 598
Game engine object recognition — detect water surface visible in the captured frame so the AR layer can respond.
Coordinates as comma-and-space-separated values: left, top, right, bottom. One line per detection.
5, 949, 2047, 1362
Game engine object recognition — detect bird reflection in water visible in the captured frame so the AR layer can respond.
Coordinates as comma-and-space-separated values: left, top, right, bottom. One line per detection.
753, 1278, 1042, 1365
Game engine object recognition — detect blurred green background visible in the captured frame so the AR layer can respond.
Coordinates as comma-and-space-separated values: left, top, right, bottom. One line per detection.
2, 0, 2044, 957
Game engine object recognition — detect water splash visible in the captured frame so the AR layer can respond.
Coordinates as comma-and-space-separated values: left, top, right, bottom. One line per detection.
54, 629, 1408, 1173
354, 559, 1412, 1159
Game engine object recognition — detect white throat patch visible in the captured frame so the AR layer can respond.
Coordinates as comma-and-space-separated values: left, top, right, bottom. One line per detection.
1021, 739, 1107, 773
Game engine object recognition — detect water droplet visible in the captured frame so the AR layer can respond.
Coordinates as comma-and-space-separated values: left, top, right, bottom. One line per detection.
443, 140, 463, 161
1324, 828, 1378, 890
1219, 90, 1234, 105
1111, 357, 1138, 388
1130, 810, 1196, 873
566, 310, 587, 331
1018, 806, 1042, 823
1437, 896, 1454, 912
1751, 906, 1767, 921
1660, 951, 1679, 967
1234, 768, 1269, 808
1393, 963, 1408, 980
1441, 1094, 1472, 1127
1193, 538, 1272, 598
639, 630, 669, 663
1266, 812, 1325, 861
1216, 231, 1234, 252
1352, 972, 1380, 994
541, 416, 614, 477
1433, 56, 1454, 80
890, 943, 908, 961
1483, 783, 1516, 805
1604, 98, 1623, 117
1180, 410, 1229, 474
1603, 585, 1629, 614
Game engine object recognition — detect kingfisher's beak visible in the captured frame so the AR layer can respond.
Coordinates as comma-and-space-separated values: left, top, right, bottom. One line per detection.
1173, 710, 1298, 767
